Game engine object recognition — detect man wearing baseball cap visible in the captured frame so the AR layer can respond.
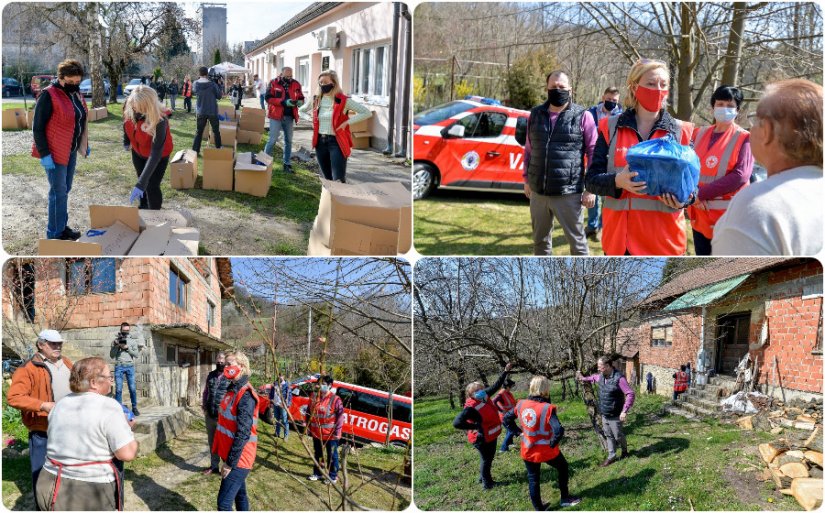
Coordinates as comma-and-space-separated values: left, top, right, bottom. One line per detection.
6, 329, 73, 497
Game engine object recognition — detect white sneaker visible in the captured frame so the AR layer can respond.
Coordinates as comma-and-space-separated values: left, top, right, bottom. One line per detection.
308, 474, 322, 481
328, 477, 337, 484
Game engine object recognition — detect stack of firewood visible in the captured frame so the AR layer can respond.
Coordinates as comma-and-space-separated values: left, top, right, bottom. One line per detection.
757, 428, 823, 510
736, 398, 822, 433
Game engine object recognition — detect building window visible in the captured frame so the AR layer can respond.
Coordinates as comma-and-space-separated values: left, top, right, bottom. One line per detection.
166, 345, 177, 363
10, 262, 35, 322
67, 258, 116, 295
169, 266, 188, 309
352, 43, 390, 99
296, 56, 309, 88
651, 325, 672, 347
207, 300, 216, 328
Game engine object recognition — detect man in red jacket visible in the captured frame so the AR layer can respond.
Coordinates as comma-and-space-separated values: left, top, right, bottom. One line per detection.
264, 67, 304, 173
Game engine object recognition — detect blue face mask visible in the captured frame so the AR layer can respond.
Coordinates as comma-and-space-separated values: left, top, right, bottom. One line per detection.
474, 390, 487, 401
320, 385, 330, 394
714, 107, 737, 123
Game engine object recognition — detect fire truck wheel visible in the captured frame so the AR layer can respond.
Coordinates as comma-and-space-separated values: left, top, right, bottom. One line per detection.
413, 162, 438, 200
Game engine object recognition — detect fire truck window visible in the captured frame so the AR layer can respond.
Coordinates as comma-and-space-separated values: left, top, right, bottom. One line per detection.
456, 113, 479, 136
392, 401, 411, 423
336, 388, 356, 408
474, 112, 507, 138
515, 116, 528, 146
354, 393, 388, 417
413, 101, 475, 126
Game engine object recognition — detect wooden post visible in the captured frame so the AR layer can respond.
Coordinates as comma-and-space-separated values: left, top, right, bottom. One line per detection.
775, 356, 786, 403
449, 56, 456, 101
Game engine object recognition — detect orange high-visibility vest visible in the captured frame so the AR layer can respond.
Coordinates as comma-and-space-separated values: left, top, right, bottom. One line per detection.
514, 399, 560, 463
492, 389, 517, 420
673, 371, 689, 392
599, 115, 694, 256
687, 124, 749, 239
213, 382, 259, 469
309, 392, 343, 441
464, 397, 502, 443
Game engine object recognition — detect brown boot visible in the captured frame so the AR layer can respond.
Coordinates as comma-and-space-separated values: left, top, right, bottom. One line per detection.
599, 457, 617, 467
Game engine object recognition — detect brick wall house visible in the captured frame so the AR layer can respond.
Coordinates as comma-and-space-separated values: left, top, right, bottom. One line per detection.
2, 258, 233, 408
637, 258, 822, 402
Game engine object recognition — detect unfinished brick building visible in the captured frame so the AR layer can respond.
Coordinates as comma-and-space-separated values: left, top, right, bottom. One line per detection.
636, 258, 822, 402
2, 257, 233, 408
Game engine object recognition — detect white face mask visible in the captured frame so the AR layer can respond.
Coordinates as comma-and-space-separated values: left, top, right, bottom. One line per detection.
714, 107, 737, 123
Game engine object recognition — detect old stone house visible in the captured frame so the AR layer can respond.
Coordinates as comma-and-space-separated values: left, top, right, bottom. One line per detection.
636, 258, 822, 402
3, 257, 234, 408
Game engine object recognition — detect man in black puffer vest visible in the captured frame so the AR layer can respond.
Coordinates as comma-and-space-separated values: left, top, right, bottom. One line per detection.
520, 71, 598, 255
201, 352, 229, 475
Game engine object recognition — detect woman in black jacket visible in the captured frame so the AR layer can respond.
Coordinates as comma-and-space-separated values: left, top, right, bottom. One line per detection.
229, 77, 244, 112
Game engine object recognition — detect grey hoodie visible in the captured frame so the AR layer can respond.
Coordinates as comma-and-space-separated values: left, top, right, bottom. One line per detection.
194, 77, 222, 117
110, 336, 140, 365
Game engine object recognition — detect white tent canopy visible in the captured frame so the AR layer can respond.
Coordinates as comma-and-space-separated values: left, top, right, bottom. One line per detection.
209, 62, 251, 75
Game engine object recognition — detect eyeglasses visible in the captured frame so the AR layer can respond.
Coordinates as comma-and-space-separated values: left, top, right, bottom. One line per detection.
747, 112, 762, 126
99, 374, 114, 382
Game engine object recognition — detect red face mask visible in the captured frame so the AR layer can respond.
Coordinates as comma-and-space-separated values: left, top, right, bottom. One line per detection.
223, 365, 242, 380
635, 85, 668, 112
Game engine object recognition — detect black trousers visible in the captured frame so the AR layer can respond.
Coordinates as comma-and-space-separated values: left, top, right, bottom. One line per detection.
184, 96, 192, 112
193, 115, 221, 153
132, 152, 169, 210
474, 439, 498, 488
525, 453, 570, 510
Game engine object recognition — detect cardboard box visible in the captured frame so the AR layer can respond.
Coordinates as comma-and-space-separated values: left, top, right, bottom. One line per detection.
170, 150, 198, 189
202, 147, 235, 191
75, 220, 140, 255
397, 205, 412, 254
234, 152, 273, 197
2, 108, 27, 130
139, 209, 191, 230
331, 220, 399, 255
38, 239, 103, 256
218, 105, 237, 121
207, 122, 237, 147
236, 129, 263, 145
313, 179, 411, 256
307, 226, 331, 256
88, 106, 108, 122
352, 133, 371, 150
26, 110, 33, 128
348, 112, 374, 133
165, 228, 200, 255
238, 107, 266, 132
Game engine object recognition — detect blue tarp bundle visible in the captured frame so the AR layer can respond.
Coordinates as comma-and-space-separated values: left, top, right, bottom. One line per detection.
626, 135, 700, 204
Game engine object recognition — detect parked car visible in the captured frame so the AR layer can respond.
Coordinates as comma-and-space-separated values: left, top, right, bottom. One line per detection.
257, 374, 412, 447
413, 96, 530, 200
124, 78, 143, 96
79, 78, 111, 97
2, 78, 23, 98
30, 75, 56, 98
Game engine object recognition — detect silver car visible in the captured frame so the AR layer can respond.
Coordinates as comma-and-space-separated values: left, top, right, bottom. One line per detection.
79, 78, 111, 97
124, 78, 143, 96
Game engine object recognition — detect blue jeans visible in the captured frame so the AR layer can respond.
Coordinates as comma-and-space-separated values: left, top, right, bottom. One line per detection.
312, 438, 339, 480
315, 135, 347, 183
264, 118, 294, 166
45, 151, 78, 238
500, 427, 517, 452
525, 453, 570, 511
115, 365, 137, 409
273, 405, 289, 439
29, 431, 48, 494
586, 195, 601, 232
170, 94, 177, 110
259, 95, 266, 110
217, 467, 250, 511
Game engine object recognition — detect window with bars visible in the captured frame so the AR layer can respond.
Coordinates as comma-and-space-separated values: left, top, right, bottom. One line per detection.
651, 325, 673, 347
351, 43, 390, 98
67, 258, 116, 295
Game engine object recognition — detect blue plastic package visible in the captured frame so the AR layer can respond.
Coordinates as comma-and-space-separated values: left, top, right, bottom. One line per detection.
625, 135, 700, 204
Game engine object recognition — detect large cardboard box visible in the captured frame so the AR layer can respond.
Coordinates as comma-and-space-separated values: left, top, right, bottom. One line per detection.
397, 205, 412, 254
202, 147, 235, 191
207, 121, 238, 147
234, 152, 273, 197
313, 179, 411, 256
218, 105, 237, 121
307, 226, 331, 256
170, 150, 198, 189
88, 106, 108, 122
26, 110, 33, 128
165, 228, 200, 255
348, 112, 374, 133
352, 133, 371, 149
238, 107, 266, 132
2, 108, 27, 130
236, 129, 263, 145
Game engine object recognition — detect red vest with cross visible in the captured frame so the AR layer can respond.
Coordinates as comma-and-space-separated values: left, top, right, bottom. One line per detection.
464, 397, 502, 444
31, 86, 88, 165
515, 399, 560, 463
598, 115, 694, 256
673, 371, 689, 392
309, 391, 343, 441
124, 118, 174, 159
312, 92, 354, 158
212, 382, 259, 469
687, 124, 749, 239
492, 389, 517, 420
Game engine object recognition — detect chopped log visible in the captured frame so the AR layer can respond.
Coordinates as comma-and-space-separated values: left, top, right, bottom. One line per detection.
771, 427, 784, 435
787, 407, 805, 416
737, 416, 754, 430
777, 453, 805, 466
780, 488, 794, 496
760, 442, 790, 464
770, 467, 793, 489
804, 451, 823, 468
804, 426, 823, 452
798, 414, 817, 424
769, 410, 785, 418
752, 413, 773, 431
810, 467, 824, 479
780, 462, 810, 479
791, 478, 824, 511
787, 450, 807, 460
796, 421, 817, 431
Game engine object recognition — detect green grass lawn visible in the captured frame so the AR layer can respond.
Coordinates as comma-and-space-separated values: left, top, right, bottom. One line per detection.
414, 190, 696, 256
413, 389, 799, 511
2, 100, 318, 255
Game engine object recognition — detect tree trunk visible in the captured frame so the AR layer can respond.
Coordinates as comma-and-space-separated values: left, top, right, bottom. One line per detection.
449, 390, 456, 410
87, 4, 106, 108
580, 381, 608, 450
561, 376, 568, 401
721, 3, 747, 86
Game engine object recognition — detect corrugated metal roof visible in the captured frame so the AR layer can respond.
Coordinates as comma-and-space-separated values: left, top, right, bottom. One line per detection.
663, 274, 751, 311
247, 2, 340, 55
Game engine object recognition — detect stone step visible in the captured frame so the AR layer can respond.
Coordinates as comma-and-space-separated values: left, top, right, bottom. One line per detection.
664, 404, 702, 422
131, 406, 192, 457
677, 399, 719, 418
683, 394, 722, 412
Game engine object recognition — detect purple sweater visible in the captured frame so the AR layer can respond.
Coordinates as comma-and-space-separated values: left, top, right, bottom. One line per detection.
522, 108, 597, 182
581, 372, 635, 414
695, 130, 753, 201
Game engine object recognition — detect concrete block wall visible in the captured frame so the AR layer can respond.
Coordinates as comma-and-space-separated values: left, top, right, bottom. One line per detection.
640, 363, 676, 397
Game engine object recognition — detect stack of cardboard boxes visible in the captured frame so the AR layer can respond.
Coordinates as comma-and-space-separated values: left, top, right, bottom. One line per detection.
2, 108, 32, 130
350, 110, 374, 149
38, 206, 199, 256
87, 106, 108, 122
308, 179, 412, 256
237, 107, 266, 145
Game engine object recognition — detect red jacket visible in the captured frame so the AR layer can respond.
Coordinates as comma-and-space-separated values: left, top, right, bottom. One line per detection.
213, 382, 259, 469
124, 117, 173, 159
266, 78, 304, 123
464, 397, 502, 444
492, 389, 517, 420
312, 93, 354, 158
182, 80, 192, 98
31, 86, 88, 165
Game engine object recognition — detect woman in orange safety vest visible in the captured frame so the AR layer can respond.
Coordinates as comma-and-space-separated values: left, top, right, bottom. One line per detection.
503, 376, 581, 510
213, 351, 259, 511
687, 85, 753, 255
452, 362, 513, 490
585, 59, 695, 256
306, 374, 344, 483
492, 378, 519, 453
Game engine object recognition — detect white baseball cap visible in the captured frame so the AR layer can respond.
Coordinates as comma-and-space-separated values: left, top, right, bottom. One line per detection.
37, 329, 64, 343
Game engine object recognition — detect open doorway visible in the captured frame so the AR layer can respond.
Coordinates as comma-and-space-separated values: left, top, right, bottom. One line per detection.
715, 312, 751, 375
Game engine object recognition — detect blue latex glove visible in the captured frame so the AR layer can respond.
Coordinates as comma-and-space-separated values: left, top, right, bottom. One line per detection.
86, 145, 91, 157
40, 155, 55, 171
285, 99, 295, 107
129, 187, 144, 204
295, 100, 304, 108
